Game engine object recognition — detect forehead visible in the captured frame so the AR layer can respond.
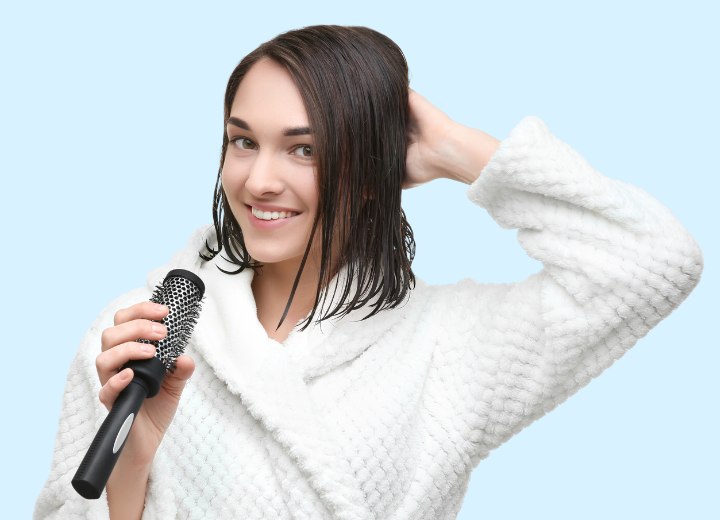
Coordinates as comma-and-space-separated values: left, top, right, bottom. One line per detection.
229, 58, 309, 128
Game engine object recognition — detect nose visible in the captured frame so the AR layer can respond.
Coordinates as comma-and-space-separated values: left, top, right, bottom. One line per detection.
244, 151, 285, 198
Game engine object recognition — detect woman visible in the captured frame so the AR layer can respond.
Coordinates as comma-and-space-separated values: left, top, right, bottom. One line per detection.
35, 25, 703, 519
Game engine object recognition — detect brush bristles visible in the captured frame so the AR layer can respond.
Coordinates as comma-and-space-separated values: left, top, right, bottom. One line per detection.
142, 275, 204, 371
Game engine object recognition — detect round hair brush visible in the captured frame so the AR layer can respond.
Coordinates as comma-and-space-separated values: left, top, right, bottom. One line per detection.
72, 269, 204, 499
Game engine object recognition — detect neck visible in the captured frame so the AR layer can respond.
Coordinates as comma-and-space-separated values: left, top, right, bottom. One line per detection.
251, 255, 322, 330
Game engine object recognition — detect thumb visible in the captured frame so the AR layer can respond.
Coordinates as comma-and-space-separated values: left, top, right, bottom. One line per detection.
161, 355, 195, 396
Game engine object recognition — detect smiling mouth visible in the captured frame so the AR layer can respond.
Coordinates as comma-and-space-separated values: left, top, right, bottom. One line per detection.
250, 206, 299, 221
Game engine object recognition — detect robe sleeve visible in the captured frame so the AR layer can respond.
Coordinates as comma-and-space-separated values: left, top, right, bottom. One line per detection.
33, 287, 178, 520
431, 116, 703, 459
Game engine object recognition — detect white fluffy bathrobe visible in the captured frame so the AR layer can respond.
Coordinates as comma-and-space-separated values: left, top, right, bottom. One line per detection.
35, 117, 703, 519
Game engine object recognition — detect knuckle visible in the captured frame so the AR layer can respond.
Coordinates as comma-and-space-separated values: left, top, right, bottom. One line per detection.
98, 386, 108, 405
95, 351, 118, 376
95, 354, 106, 373
113, 308, 125, 326
100, 328, 112, 349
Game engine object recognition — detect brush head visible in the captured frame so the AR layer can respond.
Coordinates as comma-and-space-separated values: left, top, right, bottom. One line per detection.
142, 269, 205, 371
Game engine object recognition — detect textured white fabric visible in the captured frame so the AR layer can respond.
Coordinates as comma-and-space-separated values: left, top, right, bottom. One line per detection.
34, 117, 703, 519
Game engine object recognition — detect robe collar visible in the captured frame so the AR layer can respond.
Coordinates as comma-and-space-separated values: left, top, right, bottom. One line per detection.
146, 227, 405, 519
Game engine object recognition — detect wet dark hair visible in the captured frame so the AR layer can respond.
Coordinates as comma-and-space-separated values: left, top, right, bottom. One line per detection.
201, 25, 416, 330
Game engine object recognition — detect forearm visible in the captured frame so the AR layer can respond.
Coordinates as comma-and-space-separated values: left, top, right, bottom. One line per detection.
106, 458, 151, 520
442, 116, 702, 462
469, 116, 703, 382
438, 124, 500, 184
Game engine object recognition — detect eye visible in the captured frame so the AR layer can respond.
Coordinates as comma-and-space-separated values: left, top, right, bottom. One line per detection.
230, 137, 257, 150
291, 145, 313, 158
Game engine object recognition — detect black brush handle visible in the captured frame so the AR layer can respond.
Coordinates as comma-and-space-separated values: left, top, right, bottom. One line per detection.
71, 269, 204, 499
71, 357, 165, 499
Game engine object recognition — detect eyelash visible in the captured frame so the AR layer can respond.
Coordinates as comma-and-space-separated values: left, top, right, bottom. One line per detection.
292, 145, 313, 158
229, 136, 257, 150
228, 137, 312, 158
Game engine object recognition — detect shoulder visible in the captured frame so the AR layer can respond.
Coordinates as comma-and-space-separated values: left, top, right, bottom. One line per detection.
404, 274, 547, 345
411, 276, 517, 309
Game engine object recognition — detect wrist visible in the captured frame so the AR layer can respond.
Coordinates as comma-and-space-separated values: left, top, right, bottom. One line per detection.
439, 124, 500, 184
107, 458, 151, 520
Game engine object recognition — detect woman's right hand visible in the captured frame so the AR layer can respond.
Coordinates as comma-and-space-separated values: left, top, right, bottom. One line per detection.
96, 301, 195, 468
404, 90, 500, 188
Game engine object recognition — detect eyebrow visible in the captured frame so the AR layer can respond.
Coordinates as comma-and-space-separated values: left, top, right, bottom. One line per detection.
227, 117, 312, 137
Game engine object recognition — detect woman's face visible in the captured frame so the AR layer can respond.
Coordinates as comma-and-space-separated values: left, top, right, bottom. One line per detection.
222, 58, 319, 270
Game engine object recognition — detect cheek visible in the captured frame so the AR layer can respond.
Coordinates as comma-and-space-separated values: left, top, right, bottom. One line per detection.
298, 173, 320, 212
220, 168, 248, 223
221, 157, 246, 197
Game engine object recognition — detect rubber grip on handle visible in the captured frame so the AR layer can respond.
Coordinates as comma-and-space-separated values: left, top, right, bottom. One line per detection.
71, 379, 149, 499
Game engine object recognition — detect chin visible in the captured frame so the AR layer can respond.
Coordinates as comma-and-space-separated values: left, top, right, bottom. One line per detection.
245, 244, 306, 266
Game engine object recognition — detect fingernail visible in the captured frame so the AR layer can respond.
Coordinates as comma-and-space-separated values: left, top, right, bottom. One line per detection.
141, 344, 155, 353
120, 368, 132, 380
155, 303, 167, 313
151, 323, 165, 335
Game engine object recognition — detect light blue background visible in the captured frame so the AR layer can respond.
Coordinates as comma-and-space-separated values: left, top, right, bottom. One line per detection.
1, 1, 717, 518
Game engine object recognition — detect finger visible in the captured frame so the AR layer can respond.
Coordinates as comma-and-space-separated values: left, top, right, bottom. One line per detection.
96, 342, 157, 385
98, 368, 134, 411
114, 301, 168, 326
101, 319, 167, 352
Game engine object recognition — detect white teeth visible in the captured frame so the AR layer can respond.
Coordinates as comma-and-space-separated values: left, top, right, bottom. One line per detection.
251, 207, 298, 221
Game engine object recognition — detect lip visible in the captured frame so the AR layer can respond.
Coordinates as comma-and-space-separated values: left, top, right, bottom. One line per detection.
247, 203, 301, 213
245, 204, 300, 229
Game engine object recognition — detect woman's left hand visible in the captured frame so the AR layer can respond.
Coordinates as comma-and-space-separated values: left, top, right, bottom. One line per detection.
404, 90, 500, 189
